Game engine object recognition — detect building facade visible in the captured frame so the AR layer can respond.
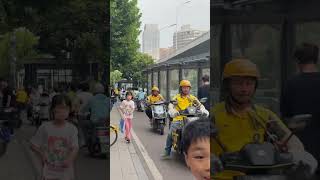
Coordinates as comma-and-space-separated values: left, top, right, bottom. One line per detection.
22, 58, 99, 90
173, 25, 206, 50
142, 24, 160, 60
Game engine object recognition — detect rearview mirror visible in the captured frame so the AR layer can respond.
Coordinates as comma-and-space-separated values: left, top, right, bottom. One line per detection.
284, 114, 312, 132
200, 97, 208, 104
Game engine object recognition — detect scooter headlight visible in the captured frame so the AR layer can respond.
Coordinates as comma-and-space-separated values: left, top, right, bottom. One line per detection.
187, 117, 199, 122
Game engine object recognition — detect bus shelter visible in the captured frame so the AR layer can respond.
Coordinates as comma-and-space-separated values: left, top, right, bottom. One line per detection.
144, 32, 210, 101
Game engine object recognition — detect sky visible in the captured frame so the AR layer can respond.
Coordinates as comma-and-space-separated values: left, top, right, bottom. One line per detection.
138, 0, 210, 49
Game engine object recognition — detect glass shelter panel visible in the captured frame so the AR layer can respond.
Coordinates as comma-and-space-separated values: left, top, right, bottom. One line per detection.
169, 69, 179, 99
160, 70, 167, 99
231, 24, 281, 114
296, 22, 320, 72
153, 72, 158, 88
212, 25, 221, 104
148, 73, 152, 95
182, 69, 198, 96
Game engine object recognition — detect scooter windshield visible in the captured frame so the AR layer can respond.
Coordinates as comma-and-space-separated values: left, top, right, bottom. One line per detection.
153, 105, 165, 114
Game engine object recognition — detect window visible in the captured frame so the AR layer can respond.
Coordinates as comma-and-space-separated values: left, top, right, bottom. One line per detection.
202, 68, 210, 79
169, 69, 179, 99
160, 70, 167, 99
153, 72, 158, 87
231, 24, 281, 114
148, 73, 152, 95
296, 22, 320, 72
212, 25, 221, 104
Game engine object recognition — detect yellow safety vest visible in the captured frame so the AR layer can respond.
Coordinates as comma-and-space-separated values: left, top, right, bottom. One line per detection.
147, 94, 164, 104
172, 94, 198, 121
211, 102, 289, 180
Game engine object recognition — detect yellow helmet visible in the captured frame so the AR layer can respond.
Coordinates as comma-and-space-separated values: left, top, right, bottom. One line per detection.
223, 58, 260, 79
151, 86, 159, 92
179, 80, 191, 87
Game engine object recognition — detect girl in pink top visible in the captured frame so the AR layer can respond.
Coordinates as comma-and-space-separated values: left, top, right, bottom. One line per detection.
119, 91, 135, 143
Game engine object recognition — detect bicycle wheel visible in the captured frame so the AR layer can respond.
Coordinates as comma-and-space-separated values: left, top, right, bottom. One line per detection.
109, 126, 118, 147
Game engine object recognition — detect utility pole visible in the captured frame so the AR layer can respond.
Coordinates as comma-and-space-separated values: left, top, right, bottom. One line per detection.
175, 1, 191, 50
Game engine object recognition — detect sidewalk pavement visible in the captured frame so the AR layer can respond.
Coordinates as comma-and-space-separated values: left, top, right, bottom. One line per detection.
110, 104, 150, 180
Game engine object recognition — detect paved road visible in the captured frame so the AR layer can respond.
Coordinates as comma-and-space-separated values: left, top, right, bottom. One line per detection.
132, 111, 193, 180
0, 114, 108, 180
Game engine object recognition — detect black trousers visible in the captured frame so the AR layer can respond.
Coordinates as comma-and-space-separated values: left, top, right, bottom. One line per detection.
145, 108, 152, 119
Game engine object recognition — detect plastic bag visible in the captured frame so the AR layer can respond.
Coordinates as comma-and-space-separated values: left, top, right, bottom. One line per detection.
119, 119, 125, 134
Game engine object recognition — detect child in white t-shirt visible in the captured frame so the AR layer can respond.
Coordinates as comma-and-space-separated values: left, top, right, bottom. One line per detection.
30, 94, 79, 180
119, 91, 135, 143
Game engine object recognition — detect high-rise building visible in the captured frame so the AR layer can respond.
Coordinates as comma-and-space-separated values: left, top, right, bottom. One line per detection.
173, 25, 206, 49
142, 24, 160, 60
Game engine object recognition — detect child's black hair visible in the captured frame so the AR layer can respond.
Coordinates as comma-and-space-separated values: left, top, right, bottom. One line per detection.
126, 91, 133, 97
182, 117, 211, 154
50, 94, 72, 120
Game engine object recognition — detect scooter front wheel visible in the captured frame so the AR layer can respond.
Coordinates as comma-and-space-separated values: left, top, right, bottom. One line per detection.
109, 125, 118, 147
159, 124, 164, 135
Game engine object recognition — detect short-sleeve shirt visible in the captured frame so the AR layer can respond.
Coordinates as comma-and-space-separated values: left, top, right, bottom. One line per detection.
16, 90, 28, 103
280, 72, 320, 161
146, 94, 164, 104
171, 94, 199, 121
30, 121, 79, 180
212, 102, 289, 156
137, 92, 146, 100
120, 100, 135, 119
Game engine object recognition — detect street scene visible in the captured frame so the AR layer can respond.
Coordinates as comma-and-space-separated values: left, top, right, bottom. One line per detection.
110, 0, 210, 180
0, 1, 109, 180
212, 1, 320, 180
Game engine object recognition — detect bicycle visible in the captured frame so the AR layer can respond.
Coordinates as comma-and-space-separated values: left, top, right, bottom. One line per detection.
108, 124, 118, 147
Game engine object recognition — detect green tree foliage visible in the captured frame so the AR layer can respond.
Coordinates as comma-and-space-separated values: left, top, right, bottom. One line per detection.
0, 27, 39, 77
129, 52, 154, 86
110, 0, 142, 77
110, 0, 154, 87
110, 70, 123, 86
1, 0, 108, 67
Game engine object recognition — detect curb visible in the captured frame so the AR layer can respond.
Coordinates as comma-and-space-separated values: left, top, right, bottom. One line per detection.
115, 105, 163, 180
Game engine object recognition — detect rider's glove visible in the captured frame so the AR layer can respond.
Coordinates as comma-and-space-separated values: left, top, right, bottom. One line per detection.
199, 105, 209, 117
168, 109, 179, 118
168, 103, 179, 118
290, 150, 318, 177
